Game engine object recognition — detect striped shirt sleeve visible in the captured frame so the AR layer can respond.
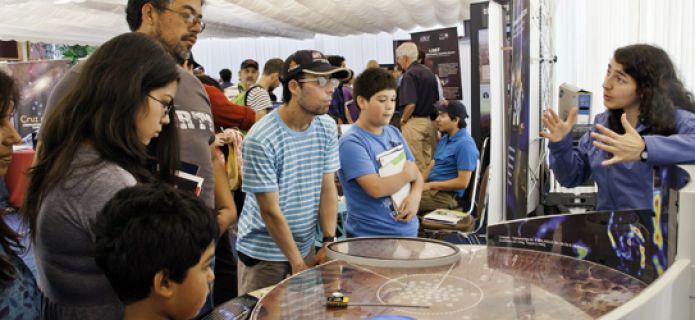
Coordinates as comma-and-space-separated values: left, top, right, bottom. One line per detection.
322, 116, 340, 174
246, 87, 273, 112
241, 134, 279, 193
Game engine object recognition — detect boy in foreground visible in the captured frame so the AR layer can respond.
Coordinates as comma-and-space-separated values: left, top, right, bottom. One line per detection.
338, 67, 424, 238
93, 183, 220, 320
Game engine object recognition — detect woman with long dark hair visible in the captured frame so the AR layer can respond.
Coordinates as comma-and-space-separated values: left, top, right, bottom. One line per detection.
23, 32, 180, 319
542, 44, 695, 210
0, 70, 39, 319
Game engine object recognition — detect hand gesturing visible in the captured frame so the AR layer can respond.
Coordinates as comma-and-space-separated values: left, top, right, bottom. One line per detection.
540, 107, 577, 143
590, 113, 645, 166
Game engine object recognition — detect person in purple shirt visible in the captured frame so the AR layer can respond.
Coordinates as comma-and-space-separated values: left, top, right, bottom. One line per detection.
342, 71, 358, 124
542, 44, 695, 211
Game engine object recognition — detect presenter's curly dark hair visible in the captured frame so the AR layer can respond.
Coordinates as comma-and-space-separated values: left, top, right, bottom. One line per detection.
609, 44, 695, 135
93, 183, 219, 305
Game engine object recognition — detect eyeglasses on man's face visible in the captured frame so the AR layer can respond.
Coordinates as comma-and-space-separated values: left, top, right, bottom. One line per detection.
147, 95, 174, 116
159, 6, 206, 32
298, 77, 340, 88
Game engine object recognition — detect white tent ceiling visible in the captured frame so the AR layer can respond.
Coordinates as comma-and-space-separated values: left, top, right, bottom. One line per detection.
0, 0, 473, 45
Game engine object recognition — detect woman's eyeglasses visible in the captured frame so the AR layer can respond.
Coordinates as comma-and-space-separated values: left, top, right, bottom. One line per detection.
147, 95, 174, 116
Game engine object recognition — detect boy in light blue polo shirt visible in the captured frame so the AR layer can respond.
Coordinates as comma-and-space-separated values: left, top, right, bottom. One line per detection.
338, 68, 424, 238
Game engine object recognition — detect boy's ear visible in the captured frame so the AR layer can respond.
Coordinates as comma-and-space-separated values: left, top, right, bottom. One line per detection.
356, 96, 367, 111
288, 79, 301, 96
153, 270, 175, 298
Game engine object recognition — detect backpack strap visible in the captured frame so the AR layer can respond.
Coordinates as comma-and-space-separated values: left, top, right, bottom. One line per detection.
243, 84, 265, 106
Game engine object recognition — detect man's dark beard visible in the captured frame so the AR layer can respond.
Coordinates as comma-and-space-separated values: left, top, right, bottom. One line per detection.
154, 30, 189, 64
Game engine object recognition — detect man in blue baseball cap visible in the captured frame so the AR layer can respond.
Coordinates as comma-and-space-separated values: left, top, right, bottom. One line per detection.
418, 100, 479, 213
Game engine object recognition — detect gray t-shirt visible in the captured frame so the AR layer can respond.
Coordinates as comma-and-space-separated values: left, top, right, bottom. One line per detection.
42, 63, 216, 208
33, 147, 136, 319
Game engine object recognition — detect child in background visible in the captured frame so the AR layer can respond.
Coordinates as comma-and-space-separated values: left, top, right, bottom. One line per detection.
93, 183, 220, 320
338, 68, 423, 238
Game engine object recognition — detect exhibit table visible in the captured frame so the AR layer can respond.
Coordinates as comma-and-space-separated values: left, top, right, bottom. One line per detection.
246, 238, 646, 320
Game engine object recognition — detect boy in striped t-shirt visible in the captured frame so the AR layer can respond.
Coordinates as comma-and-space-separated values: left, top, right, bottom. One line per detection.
237, 50, 352, 295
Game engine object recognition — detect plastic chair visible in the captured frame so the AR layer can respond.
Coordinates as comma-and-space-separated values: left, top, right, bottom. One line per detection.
457, 166, 490, 244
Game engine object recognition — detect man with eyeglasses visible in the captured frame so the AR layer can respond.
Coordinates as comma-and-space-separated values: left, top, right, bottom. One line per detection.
236, 50, 351, 295
41, 0, 238, 318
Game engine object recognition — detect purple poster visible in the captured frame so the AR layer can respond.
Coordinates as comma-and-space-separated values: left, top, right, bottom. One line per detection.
478, 29, 491, 141
410, 27, 463, 100
506, 0, 530, 220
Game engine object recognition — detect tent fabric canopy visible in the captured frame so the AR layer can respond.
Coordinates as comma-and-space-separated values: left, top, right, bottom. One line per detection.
0, 0, 472, 45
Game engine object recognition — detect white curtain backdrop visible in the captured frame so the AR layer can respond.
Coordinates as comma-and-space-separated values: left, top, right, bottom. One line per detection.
191, 26, 464, 83
553, 0, 695, 118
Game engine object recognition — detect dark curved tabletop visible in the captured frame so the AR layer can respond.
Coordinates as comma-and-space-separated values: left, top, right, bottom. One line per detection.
249, 245, 646, 320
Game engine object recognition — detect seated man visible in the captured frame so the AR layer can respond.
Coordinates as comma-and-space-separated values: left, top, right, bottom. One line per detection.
93, 183, 220, 320
418, 101, 479, 214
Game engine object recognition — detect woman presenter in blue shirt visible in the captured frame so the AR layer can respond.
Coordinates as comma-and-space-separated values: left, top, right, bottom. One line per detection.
542, 44, 695, 211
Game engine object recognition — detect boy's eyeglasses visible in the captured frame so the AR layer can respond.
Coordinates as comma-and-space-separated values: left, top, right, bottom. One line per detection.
298, 77, 340, 88
147, 95, 174, 116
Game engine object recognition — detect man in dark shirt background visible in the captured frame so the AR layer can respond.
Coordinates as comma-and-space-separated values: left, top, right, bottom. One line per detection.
396, 42, 440, 171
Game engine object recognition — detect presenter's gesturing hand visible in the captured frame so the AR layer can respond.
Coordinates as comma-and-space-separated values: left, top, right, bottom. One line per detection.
590, 113, 645, 166
540, 107, 577, 143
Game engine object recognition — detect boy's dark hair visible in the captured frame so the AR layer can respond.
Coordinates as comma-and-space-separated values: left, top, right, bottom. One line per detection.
262, 58, 284, 76
353, 67, 398, 103
219, 68, 232, 82
281, 73, 303, 104
126, 0, 205, 31
454, 115, 467, 129
93, 183, 219, 305
327, 55, 345, 67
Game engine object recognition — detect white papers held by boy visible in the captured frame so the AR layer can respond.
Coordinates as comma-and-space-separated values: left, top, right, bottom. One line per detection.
376, 144, 410, 213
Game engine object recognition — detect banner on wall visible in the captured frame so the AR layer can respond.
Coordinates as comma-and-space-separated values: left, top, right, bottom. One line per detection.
0, 60, 71, 138
506, 0, 530, 220
410, 27, 463, 100
478, 29, 491, 141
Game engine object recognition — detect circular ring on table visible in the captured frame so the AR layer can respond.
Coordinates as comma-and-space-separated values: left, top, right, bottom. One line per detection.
326, 236, 461, 268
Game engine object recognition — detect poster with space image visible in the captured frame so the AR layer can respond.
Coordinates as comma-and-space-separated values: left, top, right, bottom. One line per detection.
506, 0, 530, 220
411, 27, 462, 100
488, 165, 689, 284
1, 60, 71, 138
